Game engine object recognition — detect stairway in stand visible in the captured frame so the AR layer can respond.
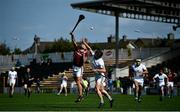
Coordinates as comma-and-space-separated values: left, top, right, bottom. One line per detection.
32, 63, 94, 93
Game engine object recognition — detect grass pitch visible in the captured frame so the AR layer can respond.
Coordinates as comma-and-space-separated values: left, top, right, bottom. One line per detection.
0, 93, 180, 111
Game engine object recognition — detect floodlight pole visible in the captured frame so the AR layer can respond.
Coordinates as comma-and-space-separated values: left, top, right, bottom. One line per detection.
115, 11, 119, 79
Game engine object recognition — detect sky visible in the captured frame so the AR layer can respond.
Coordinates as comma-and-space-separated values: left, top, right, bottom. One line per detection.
0, 0, 180, 51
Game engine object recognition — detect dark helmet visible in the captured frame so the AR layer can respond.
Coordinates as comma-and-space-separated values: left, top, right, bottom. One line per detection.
94, 49, 103, 60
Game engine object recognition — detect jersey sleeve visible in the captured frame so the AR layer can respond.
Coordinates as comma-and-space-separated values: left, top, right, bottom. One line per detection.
153, 74, 158, 79
163, 74, 168, 78
142, 64, 147, 71
99, 59, 105, 68
131, 64, 136, 72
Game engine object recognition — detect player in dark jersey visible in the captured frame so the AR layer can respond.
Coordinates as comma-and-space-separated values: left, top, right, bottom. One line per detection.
22, 68, 34, 98
70, 32, 88, 102
167, 69, 177, 98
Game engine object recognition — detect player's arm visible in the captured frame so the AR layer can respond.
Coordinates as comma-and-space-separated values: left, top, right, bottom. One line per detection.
82, 39, 93, 55
93, 66, 106, 74
143, 69, 148, 77
29, 74, 34, 81
142, 65, 148, 77
165, 75, 169, 86
93, 67, 106, 76
15, 73, 18, 83
70, 32, 78, 48
130, 65, 136, 77
153, 74, 157, 82
7, 72, 10, 85
7, 72, 10, 80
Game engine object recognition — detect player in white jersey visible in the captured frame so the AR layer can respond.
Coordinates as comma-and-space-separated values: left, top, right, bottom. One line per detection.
153, 69, 168, 101
7, 67, 17, 97
83, 40, 113, 108
57, 72, 68, 96
131, 59, 148, 102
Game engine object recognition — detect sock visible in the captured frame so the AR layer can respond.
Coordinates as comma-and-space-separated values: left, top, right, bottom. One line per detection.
28, 91, 30, 98
100, 95, 104, 104
102, 90, 112, 101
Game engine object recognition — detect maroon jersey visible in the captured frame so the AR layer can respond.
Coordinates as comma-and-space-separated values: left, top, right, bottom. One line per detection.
168, 73, 175, 82
73, 49, 87, 67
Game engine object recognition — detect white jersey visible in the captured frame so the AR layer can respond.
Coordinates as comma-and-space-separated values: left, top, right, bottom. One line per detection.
91, 52, 105, 76
60, 75, 68, 88
8, 70, 17, 86
61, 76, 68, 84
91, 51, 106, 86
153, 73, 168, 86
132, 63, 147, 79
8, 71, 17, 81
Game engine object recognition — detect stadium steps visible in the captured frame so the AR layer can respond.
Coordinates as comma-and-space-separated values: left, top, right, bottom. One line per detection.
31, 63, 94, 92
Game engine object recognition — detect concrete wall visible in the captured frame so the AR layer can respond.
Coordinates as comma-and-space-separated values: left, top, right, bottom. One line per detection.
113, 47, 180, 78
0, 48, 169, 73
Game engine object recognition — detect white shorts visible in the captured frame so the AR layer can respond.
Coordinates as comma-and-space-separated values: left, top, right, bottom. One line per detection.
168, 82, 174, 87
159, 82, 165, 87
134, 78, 144, 87
95, 74, 106, 86
73, 66, 83, 77
24, 84, 27, 89
61, 82, 67, 88
9, 80, 16, 87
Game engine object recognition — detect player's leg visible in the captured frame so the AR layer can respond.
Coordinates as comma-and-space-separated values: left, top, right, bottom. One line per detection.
170, 86, 173, 98
169, 82, 174, 98
134, 81, 139, 100
100, 77, 113, 108
27, 82, 32, 98
74, 77, 83, 102
27, 87, 30, 98
9, 82, 13, 97
24, 84, 28, 96
85, 86, 89, 96
73, 66, 84, 102
95, 83, 104, 108
101, 89, 113, 108
27, 87, 31, 98
64, 86, 67, 96
138, 79, 144, 102
77, 77, 83, 97
57, 84, 63, 95
138, 85, 142, 102
159, 86, 164, 101
11, 82, 15, 96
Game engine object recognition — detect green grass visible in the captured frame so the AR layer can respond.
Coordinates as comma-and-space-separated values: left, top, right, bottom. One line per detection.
0, 93, 180, 111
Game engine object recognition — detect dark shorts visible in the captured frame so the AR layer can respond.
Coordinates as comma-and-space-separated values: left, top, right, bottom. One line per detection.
24, 80, 33, 87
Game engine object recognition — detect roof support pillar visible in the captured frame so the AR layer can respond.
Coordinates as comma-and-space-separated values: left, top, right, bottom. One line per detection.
115, 11, 119, 79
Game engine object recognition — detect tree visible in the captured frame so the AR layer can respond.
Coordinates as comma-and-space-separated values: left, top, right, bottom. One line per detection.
13, 48, 22, 54
43, 37, 74, 53
0, 42, 10, 55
